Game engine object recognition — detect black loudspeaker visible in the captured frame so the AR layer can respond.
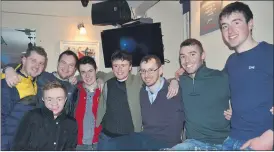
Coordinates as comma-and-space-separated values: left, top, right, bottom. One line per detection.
91, 0, 132, 26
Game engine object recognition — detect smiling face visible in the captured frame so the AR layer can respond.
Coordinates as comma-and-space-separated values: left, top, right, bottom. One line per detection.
43, 88, 66, 117
79, 63, 97, 86
112, 59, 132, 80
140, 58, 163, 87
57, 54, 77, 79
179, 45, 205, 78
21, 51, 46, 77
220, 12, 253, 52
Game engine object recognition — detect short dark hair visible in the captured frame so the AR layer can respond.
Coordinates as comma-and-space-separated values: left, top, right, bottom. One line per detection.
58, 50, 78, 67
77, 56, 97, 71
180, 38, 204, 54
219, 2, 253, 26
25, 46, 47, 60
111, 50, 132, 65
140, 55, 162, 67
42, 81, 67, 98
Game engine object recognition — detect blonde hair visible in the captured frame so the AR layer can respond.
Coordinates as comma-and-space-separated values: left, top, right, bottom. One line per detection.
42, 81, 67, 97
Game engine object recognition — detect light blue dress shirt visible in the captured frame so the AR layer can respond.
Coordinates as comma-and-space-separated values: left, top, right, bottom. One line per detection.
145, 77, 165, 104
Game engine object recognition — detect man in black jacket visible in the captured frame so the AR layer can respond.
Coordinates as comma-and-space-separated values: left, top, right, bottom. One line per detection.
12, 81, 77, 150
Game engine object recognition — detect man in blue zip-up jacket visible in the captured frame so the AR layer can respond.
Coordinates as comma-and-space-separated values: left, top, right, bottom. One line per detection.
1, 46, 47, 150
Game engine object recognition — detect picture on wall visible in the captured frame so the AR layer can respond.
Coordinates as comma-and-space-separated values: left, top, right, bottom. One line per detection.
200, 1, 222, 36
60, 41, 100, 69
1, 28, 36, 68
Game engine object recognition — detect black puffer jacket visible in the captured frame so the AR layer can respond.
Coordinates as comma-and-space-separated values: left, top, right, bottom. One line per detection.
12, 107, 77, 151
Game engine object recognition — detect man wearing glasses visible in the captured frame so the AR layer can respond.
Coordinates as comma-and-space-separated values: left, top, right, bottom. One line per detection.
96, 51, 180, 150
137, 55, 184, 150
98, 55, 185, 150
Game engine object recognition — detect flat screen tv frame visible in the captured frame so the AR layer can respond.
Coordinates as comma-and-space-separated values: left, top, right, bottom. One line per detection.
101, 22, 165, 68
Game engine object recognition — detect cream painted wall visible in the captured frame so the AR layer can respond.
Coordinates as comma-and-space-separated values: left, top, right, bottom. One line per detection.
190, 1, 273, 70
2, 1, 272, 77
1, 1, 113, 73
146, 1, 184, 78
1, 1, 184, 78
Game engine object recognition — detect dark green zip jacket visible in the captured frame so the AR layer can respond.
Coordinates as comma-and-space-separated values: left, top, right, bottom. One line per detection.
179, 65, 230, 144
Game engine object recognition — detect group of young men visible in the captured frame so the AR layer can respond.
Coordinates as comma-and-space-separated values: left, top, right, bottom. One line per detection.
1, 1, 273, 151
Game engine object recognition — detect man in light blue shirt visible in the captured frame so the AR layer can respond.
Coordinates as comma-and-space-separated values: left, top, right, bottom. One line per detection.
145, 77, 165, 104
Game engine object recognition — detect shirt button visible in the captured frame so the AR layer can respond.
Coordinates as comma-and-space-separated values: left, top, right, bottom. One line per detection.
54, 142, 56, 145
56, 122, 59, 125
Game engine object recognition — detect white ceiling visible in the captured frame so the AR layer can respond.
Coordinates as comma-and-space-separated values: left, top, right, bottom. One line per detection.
1, 1, 158, 18
90, 1, 145, 8
127, 1, 145, 8
91, 1, 159, 18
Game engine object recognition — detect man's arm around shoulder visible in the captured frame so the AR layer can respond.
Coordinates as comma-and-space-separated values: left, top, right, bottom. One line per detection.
96, 82, 108, 127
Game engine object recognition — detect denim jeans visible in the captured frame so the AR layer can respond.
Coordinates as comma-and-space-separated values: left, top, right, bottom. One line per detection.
96, 132, 115, 150
222, 136, 253, 150
97, 132, 171, 150
76, 143, 97, 151
109, 132, 172, 150
170, 139, 222, 151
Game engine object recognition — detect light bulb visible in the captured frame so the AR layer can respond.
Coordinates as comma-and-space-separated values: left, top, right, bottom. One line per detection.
79, 27, 87, 35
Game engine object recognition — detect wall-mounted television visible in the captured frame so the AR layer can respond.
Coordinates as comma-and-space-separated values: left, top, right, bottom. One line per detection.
101, 22, 164, 67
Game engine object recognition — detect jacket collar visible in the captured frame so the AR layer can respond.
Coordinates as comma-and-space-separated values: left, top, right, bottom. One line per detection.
41, 106, 67, 121
182, 64, 210, 79
77, 81, 98, 91
16, 64, 36, 82
125, 73, 134, 84
52, 71, 69, 82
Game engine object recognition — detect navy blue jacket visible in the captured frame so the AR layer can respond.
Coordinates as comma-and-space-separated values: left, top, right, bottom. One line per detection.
1, 66, 38, 150
1, 92, 37, 150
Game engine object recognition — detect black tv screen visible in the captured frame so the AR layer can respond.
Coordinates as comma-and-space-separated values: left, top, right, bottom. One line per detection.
101, 23, 164, 67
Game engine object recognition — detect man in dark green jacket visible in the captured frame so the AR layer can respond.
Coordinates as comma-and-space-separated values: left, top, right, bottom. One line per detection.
170, 38, 230, 150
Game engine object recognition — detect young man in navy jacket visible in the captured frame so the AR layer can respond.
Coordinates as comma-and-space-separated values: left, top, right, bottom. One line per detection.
1, 46, 47, 150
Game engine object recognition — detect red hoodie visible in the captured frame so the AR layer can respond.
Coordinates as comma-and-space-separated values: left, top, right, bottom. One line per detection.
75, 82, 102, 144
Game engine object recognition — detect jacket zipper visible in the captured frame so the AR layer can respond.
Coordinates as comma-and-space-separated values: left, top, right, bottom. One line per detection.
55, 123, 61, 150
192, 78, 195, 93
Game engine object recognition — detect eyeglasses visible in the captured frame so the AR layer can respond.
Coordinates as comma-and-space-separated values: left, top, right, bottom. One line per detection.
139, 67, 160, 75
